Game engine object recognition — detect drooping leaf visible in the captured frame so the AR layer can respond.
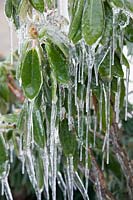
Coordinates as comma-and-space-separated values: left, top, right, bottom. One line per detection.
68, 0, 84, 43
82, 0, 104, 45
21, 48, 42, 100
29, 0, 44, 13
45, 41, 70, 85
59, 119, 77, 156
5, 0, 13, 18
33, 108, 45, 148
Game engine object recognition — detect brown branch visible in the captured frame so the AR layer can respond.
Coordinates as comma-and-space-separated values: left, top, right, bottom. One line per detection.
7, 74, 25, 103
110, 123, 133, 199
79, 148, 115, 200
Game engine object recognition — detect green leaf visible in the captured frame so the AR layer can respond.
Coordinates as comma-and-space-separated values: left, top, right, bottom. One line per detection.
59, 119, 77, 156
101, 2, 113, 45
45, 41, 70, 85
0, 83, 10, 102
68, 0, 84, 43
5, 0, 13, 18
34, 149, 44, 190
21, 49, 42, 100
99, 53, 124, 81
29, 0, 44, 13
33, 108, 45, 148
39, 26, 69, 58
82, 0, 104, 45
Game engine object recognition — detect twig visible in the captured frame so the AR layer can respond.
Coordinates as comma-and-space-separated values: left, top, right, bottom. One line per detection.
111, 123, 133, 199
79, 147, 115, 200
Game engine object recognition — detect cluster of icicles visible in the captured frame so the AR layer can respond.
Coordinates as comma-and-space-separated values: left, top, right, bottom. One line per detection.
0, 6, 132, 200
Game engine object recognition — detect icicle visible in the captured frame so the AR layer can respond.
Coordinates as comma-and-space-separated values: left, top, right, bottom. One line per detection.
94, 63, 98, 86
9, 20, 14, 66
59, 86, 62, 120
101, 151, 105, 171
21, 155, 25, 175
68, 86, 72, 130
9, 144, 14, 163
75, 62, 78, 106
79, 85, 84, 162
93, 114, 97, 148
125, 68, 130, 121
74, 172, 89, 200
115, 78, 121, 123
26, 150, 38, 194
85, 116, 89, 191
112, 8, 120, 65
4, 178, 13, 200
119, 28, 124, 65
57, 172, 67, 200
81, 41, 86, 85
26, 100, 34, 150
1, 179, 4, 196
51, 143, 57, 200
99, 84, 103, 133
43, 146, 49, 200
66, 156, 74, 200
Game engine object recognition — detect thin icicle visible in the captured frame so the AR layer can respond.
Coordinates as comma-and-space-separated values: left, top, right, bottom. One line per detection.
52, 143, 57, 200
94, 63, 98, 86
74, 172, 89, 200
85, 116, 89, 191
99, 84, 103, 133
43, 147, 49, 200
4, 178, 13, 200
57, 172, 67, 200
125, 68, 130, 121
26, 100, 34, 150
115, 77, 121, 123
68, 86, 72, 131
75, 63, 78, 106
1, 179, 4, 196
93, 114, 97, 148
112, 8, 120, 65
102, 151, 105, 171
66, 156, 74, 200
81, 41, 86, 85
9, 144, 14, 163
21, 155, 25, 175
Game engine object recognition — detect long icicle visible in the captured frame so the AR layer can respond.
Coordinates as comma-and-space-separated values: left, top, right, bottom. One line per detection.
115, 77, 121, 123
74, 172, 89, 200
125, 68, 130, 121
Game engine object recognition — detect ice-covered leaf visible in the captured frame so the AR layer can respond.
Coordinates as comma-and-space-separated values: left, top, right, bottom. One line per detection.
45, 41, 70, 85
29, 0, 44, 13
59, 119, 76, 156
5, 0, 13, 18
21, 49, 42, 100
82, 0, 104, 45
